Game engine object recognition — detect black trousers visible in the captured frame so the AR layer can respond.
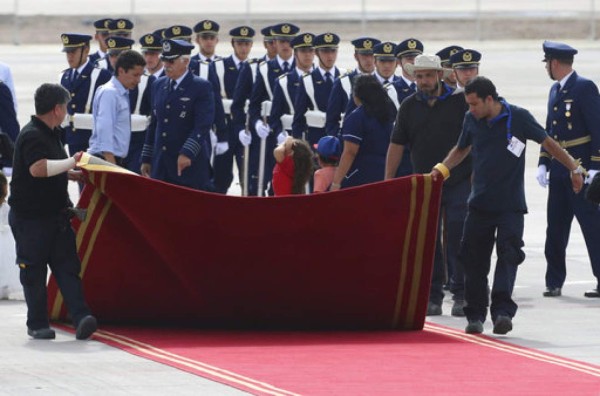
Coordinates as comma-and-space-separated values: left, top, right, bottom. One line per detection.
9, 210, 91, 330
460, 208, 525, 324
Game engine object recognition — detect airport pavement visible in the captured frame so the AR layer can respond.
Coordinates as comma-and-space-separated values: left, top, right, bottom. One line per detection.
1, 40, 599, 394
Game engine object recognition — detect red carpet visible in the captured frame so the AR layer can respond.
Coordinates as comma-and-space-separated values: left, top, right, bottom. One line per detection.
47, 167, 442, 330
54, 322, 600, 395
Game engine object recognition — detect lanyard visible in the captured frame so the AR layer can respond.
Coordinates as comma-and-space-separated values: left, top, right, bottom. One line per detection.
488, 99, 512, 142
417, 82, 453, 102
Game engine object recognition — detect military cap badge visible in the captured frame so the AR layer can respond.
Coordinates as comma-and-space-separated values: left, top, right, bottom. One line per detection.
145, 35, 154, 45
241, 27, 249, 36
104, 20, 111, 29
463, 52, 472, 62
363, 39, 372, 49
303, 34, 312, 44
408, 40, 417, 49
282, 25, 291, 34
163, 41, 171, 52
117, 20, 126, 29
450, 48, 459, 56
384, 43, 393, 53
204, 21, 212, 30
108, 39, 116, 48
324, 33, 333, 43
62, 35, 69, 44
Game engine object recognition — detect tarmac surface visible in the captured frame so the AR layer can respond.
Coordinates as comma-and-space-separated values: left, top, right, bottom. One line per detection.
1, 40, 600, 394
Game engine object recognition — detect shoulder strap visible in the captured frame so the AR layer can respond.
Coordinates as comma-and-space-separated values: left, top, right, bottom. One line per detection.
85, 68, 101, 113
303, 74, 319, 111
215, 60, 227, 98
279, 75, 294, 115
340, 74, 352, 98
259, 62, 273, 100
385, 83, 400, 110
134, 74, 149, 114
199, 62, 209, 80
250, 61, 259, 84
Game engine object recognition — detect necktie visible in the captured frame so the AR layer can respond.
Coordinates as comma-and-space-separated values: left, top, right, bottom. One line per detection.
206, 58, 212, 64
383, 79, 390, 85
169, 79, 177, 92
71, 69, 78, 82
282, 61, 289, 73
410, 82, 416, 91
325, 71, 332, 82
551, 82, 560, 102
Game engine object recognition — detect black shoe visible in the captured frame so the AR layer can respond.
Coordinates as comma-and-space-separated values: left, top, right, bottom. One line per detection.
465, 320, 483, 334
28, 327, 56, 340
584, 288, 600, 298
543, 287, 561, 297
426, 302, 442, 316
451, 300, 466, 317
493, 315, 513, 335
75, 315, 97, 340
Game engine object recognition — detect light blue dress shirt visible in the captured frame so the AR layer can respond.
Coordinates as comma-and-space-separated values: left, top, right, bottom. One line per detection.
89, 76, 131, 158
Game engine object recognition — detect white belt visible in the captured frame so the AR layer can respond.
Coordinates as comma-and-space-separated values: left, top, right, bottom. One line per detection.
261, 100, 272, 118
222, 98, 233, 115
71, 113, 94, 130
280, 114, 293, 131
305, 110, 326, 128
131, 115, 150, 132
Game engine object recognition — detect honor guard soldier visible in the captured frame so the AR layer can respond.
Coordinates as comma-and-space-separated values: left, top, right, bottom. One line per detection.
162, 25, 193, 42
209, 26, 256, 194
450, 49, 481, 89
105, 36, 135, 70
392, 38, 423, 103
237, 22, 299, 196
89, 18, 112, 64
537, 41, 600, 298
59, 33, 111, 156
108, 18, 134, 39
261, 26, 277, 61
141, 39, 215, 191
326, 37, 380, 137
140, 32, 165, 78
269, 33, 316, 143
292, 32, 342, 147
436, 45, 463, 88
191, 20, 221, 80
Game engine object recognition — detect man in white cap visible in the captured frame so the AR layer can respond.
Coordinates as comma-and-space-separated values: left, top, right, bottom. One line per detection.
385, 54, 470, 317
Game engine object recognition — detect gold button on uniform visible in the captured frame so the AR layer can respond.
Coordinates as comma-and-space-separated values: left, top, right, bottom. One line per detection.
553, 106, 558, 111
162, 133, 167, 137
553, 120, 557, 125
162, 146, 167, 151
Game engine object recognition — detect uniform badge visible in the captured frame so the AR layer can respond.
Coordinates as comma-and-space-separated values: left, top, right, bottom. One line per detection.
383, 43, 393, 54
203, 21, 212, 30
565, 101, 572, 118
163, 41, 171, 52
363, 40, 372, 49
324, 33, 333, 43
463, 52, 472, 62
117, 20, 126, 29
282, 25, 291, 34
450, 48, 459, 56
241, 27, 249, 36
180, 97, 191, 101
408, 40, 417, 49
304, 34, 312, 44
568, 122, 573, 130
107, 39, 116, 48
62, 35, 69, 44
180, 111, 186, 118
145, 35, 154, 44
173, 26, 181, 35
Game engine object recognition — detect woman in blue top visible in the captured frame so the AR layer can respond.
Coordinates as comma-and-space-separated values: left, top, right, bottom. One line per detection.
330, 74, 396, 190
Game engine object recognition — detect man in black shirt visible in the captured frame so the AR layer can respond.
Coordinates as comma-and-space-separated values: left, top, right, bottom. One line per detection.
385, 54, 470, 317
9, 83, 97, 340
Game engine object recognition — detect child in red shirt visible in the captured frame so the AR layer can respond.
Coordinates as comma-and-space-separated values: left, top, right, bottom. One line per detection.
272, 136, 313, 196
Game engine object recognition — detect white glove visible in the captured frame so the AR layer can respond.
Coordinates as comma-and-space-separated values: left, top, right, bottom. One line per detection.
277, 131, 289, 145
536, 165, 549, 188
238, 129, 252, 147
215, 142, 229, 156
2, 167, 12, 177
255, 120, 270, 139
209, 130, 218, 149
585, 169, 599, 184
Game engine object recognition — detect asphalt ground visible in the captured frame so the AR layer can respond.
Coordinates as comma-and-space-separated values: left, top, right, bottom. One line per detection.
1, 40, 599, 394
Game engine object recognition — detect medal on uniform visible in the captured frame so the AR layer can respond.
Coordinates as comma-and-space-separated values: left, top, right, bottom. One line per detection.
565, 102, 571, 118
568, 122, 573, 130
180, 111, 186, 118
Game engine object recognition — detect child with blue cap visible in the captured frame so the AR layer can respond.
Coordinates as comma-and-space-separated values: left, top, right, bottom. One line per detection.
313, 135, 341, 192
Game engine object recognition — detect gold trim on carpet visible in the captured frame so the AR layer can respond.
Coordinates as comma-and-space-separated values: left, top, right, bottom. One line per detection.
93, 329, 300, 396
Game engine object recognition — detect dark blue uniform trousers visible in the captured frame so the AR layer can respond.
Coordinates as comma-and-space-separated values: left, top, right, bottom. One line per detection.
545, 175, 600, 289
213, 125, 246, 194
9, 210, 91, 330
460, 208, 525, 323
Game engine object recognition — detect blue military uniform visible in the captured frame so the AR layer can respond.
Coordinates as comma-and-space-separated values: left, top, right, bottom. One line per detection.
190, 20, 221, 79
95, 19, 135, 72
59, 33, 112, 156
88, 18, 112, 65
244, 22, 299, 196
0, 81, 19, 169
141, 40, 215, 190
325, 37, 380, 137
292, 32, 342, 147
539, 41, 600, 295
209, 26, 255, 194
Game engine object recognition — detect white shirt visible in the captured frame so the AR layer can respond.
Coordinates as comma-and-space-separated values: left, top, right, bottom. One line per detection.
558, 70, 575, 89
